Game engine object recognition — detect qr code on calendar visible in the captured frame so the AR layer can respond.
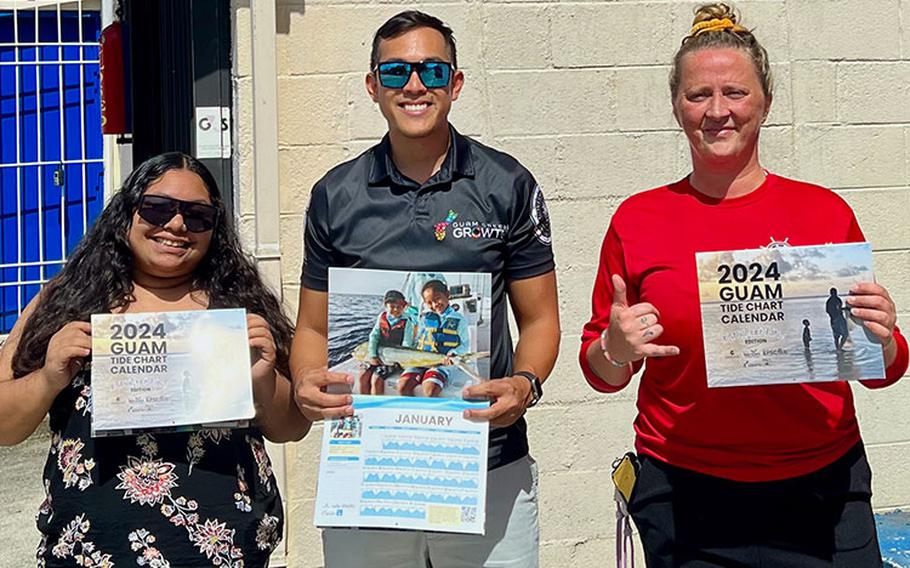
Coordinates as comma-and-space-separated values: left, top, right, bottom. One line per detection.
461, 506, 477, 525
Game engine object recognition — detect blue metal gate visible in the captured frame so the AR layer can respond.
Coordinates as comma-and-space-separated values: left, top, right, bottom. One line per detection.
0, 3, 103, 334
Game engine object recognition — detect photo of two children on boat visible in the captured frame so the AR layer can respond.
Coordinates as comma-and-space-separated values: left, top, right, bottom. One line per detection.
328, 268, 492, 399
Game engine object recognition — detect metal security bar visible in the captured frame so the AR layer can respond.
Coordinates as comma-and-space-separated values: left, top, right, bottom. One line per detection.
0, 0, 103, 334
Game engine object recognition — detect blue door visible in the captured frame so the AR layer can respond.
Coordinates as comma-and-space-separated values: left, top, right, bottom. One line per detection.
0, 7, 103, 334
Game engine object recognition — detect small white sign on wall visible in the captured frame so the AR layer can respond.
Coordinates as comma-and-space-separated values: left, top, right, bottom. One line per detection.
195, 106, 232, 159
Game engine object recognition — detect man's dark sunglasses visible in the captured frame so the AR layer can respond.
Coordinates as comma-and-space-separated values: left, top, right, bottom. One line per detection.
375, 60, 452, 89
137, 194, 219, 233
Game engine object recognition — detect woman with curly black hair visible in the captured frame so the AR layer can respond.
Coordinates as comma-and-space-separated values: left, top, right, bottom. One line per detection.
0, 152, 309, 567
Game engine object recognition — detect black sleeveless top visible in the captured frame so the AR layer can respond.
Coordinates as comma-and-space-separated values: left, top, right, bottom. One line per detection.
35, 367, 283, 567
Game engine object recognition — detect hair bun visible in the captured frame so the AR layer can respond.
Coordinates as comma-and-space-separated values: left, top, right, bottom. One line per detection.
671, 1, 772, 101
692, 3, 738, 26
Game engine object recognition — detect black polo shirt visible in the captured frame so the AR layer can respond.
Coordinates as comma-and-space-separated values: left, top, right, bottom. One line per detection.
301, 125, 555, 470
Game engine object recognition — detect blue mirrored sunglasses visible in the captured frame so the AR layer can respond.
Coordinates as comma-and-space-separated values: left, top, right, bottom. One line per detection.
375, 61, 452, 89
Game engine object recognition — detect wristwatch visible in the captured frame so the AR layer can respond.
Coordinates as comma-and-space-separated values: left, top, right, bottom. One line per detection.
514, 370, 543, 407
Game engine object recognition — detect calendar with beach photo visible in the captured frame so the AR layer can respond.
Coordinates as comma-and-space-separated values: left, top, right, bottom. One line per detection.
90, 309, 254, 436
697, 242, 885, 388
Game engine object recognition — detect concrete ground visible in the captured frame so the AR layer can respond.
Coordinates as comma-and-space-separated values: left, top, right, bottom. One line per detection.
0, 427, 50, 568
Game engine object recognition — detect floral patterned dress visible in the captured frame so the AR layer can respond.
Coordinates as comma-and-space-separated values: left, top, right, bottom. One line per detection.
35, 368, 283, 567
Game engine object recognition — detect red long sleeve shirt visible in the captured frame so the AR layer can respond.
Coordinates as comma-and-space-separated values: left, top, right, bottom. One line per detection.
579, 174, 909, 482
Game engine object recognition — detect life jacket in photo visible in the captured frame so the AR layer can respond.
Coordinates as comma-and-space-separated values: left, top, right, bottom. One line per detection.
378, 312, 408, 346
417, 311, 461, 353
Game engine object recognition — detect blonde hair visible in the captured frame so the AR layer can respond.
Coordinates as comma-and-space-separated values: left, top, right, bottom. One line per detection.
669, 3, 773, 100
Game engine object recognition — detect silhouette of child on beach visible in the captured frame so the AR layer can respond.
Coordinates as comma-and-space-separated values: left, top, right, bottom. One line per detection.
802, 319, 812, 350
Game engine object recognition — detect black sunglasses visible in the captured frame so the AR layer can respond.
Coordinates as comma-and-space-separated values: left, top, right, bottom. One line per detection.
375, 60, 452, 89
137, 194, 219, 233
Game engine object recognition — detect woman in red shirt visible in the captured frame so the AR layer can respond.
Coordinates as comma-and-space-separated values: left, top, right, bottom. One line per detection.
580, 4, 909, 567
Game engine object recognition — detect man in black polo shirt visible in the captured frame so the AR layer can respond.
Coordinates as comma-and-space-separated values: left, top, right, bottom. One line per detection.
290, 10, 560, 567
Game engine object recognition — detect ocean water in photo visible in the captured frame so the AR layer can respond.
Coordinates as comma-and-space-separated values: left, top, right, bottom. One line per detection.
703, 294, 885, 387
329, 293, 381, 368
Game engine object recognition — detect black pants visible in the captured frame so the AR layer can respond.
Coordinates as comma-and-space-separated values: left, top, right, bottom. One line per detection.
628, 444, 882, 568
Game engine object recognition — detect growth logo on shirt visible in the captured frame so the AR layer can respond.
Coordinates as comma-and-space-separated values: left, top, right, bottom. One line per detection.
434, 210, 509, 242
434, 210, 459, 241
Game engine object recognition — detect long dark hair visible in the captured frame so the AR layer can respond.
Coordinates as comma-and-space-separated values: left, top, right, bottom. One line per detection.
12, 152, 294, 379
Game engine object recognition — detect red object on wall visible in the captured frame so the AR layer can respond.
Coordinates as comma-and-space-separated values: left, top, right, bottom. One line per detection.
100, 21, 127, 134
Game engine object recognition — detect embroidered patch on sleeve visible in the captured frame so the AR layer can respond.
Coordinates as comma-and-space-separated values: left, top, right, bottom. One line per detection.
530, 185, 552, 246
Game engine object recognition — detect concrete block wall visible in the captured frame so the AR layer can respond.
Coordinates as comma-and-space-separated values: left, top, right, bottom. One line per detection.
232, 1, 910, 566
